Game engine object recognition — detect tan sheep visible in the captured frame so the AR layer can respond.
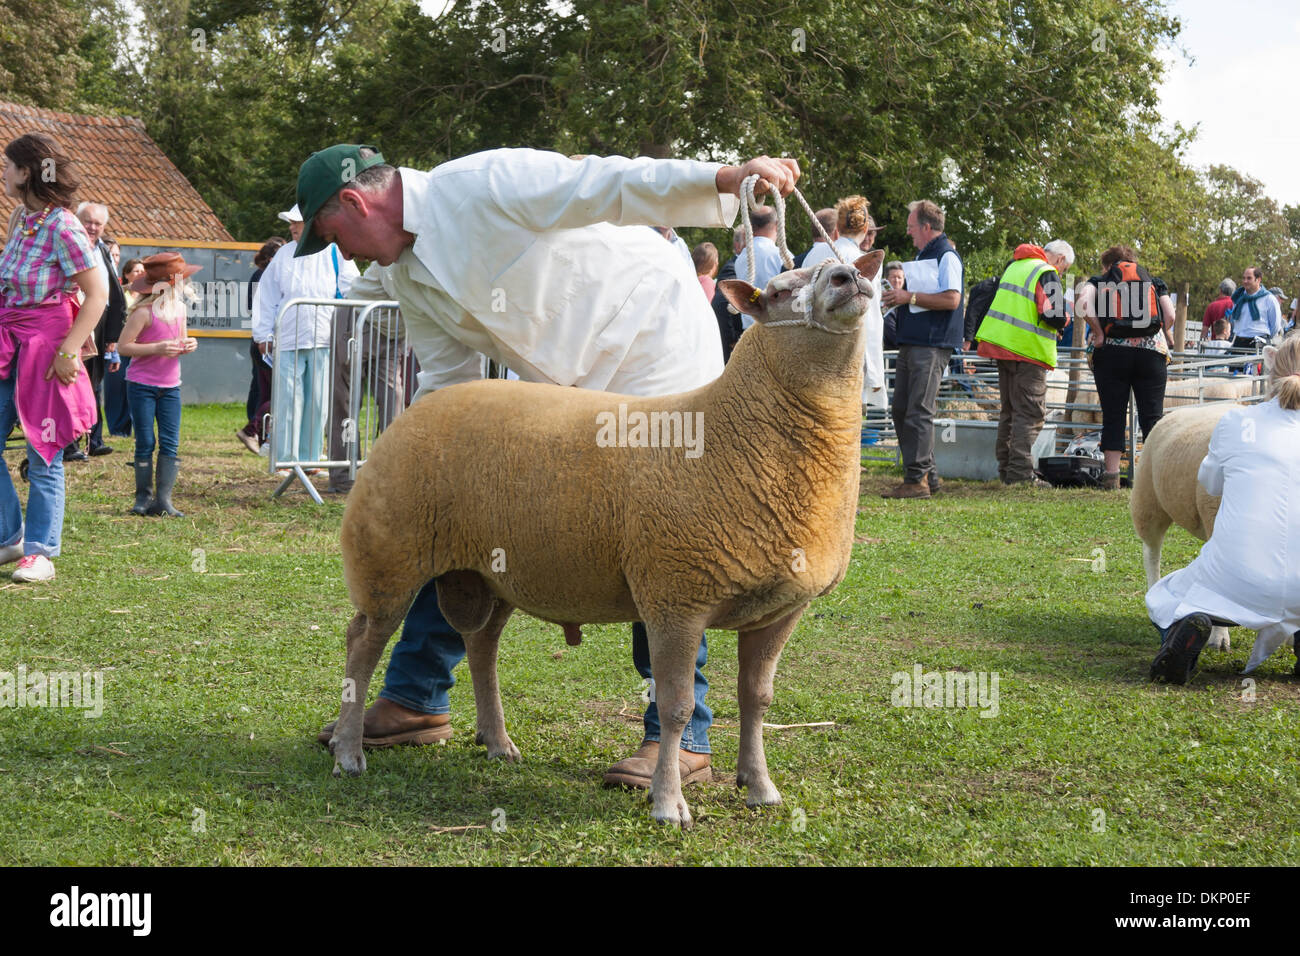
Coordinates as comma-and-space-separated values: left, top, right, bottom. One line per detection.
330, 251, 884, 827
1130, 403, 1232, 649
1045, 367, 1262, 427
1162, 376, 1263, 408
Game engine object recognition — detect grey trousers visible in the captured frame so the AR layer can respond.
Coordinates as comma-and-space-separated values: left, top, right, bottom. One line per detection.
328, 305, 405, 487
994, 358, 1048, 483
891, 344, 952, 482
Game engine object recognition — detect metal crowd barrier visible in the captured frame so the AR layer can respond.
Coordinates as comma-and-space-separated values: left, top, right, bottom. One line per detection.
267, 297, 411, 503
265, 298, 509, 503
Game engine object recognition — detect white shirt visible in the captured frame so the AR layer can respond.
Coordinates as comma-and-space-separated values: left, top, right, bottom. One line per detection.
801, 237, 862, 270
1229, 291, 1280, 340
348, 149, 740, 399
251, 239, 358, 348
670, 234, 693, 265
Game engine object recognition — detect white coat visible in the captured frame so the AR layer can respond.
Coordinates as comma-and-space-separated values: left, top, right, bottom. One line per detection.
251, 239, 358, 349
348, 148, 740, 400
798, 238, 884, 407
1145, 397, 1300, 672
861, 272, 886, 408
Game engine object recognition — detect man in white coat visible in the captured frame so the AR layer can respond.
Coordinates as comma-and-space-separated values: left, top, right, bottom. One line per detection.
252, 205, 359, 467
1146, 340, 1300, 683
300, 144, 800, 787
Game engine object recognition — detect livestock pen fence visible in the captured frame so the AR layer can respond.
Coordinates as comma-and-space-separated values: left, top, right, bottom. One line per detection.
863, 345, 1272, 481
0, 307, 1271, 494
257, 297, 1271, 499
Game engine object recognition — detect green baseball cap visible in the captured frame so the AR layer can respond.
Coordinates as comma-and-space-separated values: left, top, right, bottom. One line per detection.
294, 144, 387, 257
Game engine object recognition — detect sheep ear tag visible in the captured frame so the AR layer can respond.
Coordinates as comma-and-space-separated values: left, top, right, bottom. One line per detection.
719, 279, 765, 317
854, 250, 884, 282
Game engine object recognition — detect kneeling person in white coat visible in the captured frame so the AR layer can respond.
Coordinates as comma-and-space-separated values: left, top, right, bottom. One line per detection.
301, 144, 800, 786
1146, 337, 1300, 683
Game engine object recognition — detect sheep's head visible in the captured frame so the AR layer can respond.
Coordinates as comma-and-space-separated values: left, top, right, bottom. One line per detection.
719, 250, 884, 335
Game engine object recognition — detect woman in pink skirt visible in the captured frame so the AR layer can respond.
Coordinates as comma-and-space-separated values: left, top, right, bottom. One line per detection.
0, 134, 106, 582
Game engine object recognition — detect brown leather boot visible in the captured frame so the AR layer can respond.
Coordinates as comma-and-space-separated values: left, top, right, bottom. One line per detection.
881, 480, 931, 499
602, 741, 713, 789
927, 470, 943, 494
317, 697, 453, 748
1100, 471, 1121, 491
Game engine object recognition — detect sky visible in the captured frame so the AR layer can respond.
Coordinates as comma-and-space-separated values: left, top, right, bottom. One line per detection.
1157, 0, 1300, 207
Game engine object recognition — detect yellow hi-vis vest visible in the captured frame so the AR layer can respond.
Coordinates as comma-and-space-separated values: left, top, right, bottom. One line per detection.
975, 257, 1060, 367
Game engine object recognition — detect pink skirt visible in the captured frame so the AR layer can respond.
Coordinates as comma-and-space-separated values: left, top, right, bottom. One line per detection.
0, 297, 98, 465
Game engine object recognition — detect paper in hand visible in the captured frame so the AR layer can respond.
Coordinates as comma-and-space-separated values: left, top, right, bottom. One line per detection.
901, 260, 941, 312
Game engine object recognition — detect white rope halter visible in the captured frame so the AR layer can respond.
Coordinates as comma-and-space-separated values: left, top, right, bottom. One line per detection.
761, 261, 862, 334
735, 173, 862, 333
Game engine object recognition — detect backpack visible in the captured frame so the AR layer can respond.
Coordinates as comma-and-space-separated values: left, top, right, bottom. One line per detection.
965, 275, 999, 335
1093, 260, 1160, 337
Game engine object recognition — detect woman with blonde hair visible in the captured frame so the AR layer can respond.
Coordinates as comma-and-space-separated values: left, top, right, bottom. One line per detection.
803, 195, 886, 413
1146, 335, 1300, 683
0, 133, 106, 582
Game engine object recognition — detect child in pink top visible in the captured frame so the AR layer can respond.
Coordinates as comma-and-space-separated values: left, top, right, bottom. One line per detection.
117, 253, 199, 517
692, 241, 718, 302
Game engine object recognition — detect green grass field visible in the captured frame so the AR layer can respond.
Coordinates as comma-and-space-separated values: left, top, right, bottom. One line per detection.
2, 404, 1296, 866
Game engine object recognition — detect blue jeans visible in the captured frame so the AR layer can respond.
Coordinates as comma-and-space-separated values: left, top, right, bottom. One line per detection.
0, 374, 67, 558
272, 347, 329, 464
127, 382, 181, 459
381, 578, 713, 753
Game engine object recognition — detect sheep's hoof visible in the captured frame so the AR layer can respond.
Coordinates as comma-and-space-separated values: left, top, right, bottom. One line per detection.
475, 728, 522, 762
650, 795, 694, 829
486, 740, 522, 763
331, 747, 366, 777
1207, 627, 1231, 651
744, 783, 783, 808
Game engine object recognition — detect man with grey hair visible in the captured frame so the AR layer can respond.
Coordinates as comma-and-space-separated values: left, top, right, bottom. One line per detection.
71, 201, 127, 458
1202, 277, 1235, 340
972, 240, 1071, 486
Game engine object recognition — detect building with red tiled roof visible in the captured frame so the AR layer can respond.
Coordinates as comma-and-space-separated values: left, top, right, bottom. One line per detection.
1, 101, 277, 403
0, 100, 232, 241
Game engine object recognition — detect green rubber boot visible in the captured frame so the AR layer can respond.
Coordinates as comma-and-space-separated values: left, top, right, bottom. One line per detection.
146, 455, 185, 517
131, 457, 154, 516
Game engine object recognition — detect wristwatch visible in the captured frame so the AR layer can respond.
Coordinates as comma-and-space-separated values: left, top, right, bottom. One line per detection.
910, 293, 918, 307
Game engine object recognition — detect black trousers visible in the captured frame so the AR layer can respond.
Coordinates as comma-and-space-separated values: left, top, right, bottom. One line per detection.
73, 356, 107, 449
1091, 344, 1167, 451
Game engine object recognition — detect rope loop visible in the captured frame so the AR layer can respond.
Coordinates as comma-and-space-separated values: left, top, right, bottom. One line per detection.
729, 171, 857, 314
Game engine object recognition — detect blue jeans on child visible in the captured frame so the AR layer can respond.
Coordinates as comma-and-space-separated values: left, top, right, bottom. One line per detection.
0, 373, 67, 558
380, 577, 713, 753
127, 382, 181, 458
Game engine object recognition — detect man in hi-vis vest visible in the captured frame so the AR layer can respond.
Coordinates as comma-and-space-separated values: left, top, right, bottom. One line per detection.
973, 240, 1072, 486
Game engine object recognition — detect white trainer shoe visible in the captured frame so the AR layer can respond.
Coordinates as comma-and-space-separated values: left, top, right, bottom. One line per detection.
0, 543, 21, 566
11, 554, 55, 582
